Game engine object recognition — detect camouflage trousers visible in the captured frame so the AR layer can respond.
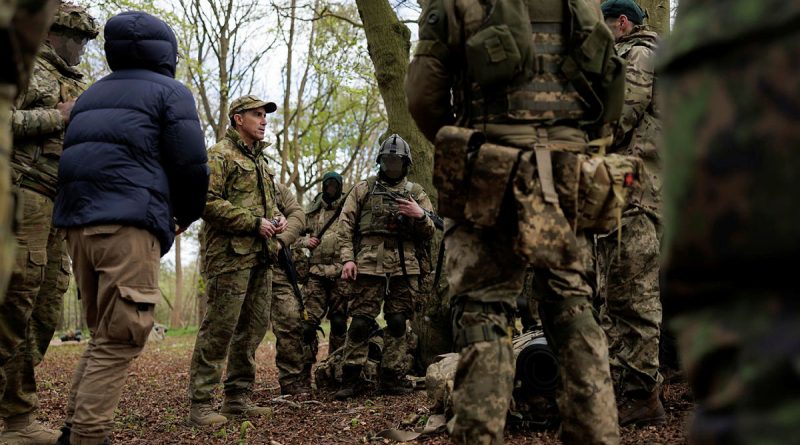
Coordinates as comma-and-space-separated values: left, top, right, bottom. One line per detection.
671, 293, 800, 445
304, 273, 349, 358
341, 274, 415, 378
595, 212, 663, 396
446, 220, 619, 445
272, 270, 315, 390
188, 265, 272, 403
0, 187, 70, 419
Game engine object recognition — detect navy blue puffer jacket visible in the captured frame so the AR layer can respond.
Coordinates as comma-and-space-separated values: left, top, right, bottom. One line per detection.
54, 11, 209, 256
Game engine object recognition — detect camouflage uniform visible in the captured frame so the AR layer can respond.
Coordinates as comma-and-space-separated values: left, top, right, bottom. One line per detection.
337, 175, 435, 392
300, 190, 350, 359
0, 4, 96, 440
189, 95, 290, 415
659, 1, 800, 443
0, 0, 60, 305
269, 182, 307, 394
407, 0, 622, 443
595, 24, 664, 402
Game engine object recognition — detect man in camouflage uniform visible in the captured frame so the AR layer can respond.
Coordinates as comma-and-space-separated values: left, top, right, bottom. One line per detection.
335, 135, 436, 399
297, 172, 350, 369
270, 180, 307, 396
407, 0, 622, 443
660, 2, 800, 443
1, 0, 60, 305
598, 0, 665, 426
189, 95, 304, 425
0, 3, 96, 443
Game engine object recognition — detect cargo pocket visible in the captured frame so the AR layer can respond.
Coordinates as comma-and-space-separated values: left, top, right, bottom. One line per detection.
15, 249, 47, 288
55, 254, 72, 293
230, 236, 256, 255
107, 286, 161, 346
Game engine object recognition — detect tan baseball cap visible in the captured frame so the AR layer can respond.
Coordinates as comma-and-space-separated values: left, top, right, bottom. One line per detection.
229, 95, 277, 118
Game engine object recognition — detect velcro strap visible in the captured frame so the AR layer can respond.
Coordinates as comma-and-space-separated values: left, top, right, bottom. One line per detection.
534, 128, 559, 205
456, 323, 509, 348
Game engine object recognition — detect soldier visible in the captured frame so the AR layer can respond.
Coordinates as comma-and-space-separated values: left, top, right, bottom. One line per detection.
270, 180, 307, 396
407, 0, 624, 443
298, 172, 350, 372
0, 3, 97, 443
335, 135, 436, 399
189, 95, 303, 425
1, 0, 60, 304
598, 0, 665, 426
659, 1, 800, 444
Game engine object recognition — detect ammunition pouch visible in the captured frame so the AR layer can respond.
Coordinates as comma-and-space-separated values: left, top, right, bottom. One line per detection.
434, 126, 643, 268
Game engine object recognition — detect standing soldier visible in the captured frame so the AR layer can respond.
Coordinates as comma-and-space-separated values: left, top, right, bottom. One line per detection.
335, 135, 436, 399
297, 172, 350, 377
0, 3, 97, 443
1, 0, 60, 304
189, 95, 299, 426
407, 0, 624, 443
598, 0, 665, 426
660, 1, 800, 443
269, 180, 307, 396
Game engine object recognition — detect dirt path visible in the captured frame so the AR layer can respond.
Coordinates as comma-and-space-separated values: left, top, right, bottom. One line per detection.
35, 337, 692, 444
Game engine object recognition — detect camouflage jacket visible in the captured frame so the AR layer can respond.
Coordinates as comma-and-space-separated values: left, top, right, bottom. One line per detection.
0, 0, 59, 94
202, 128, 304, 278
338, 177, 435, 276
301, 192, 347, 279
613, 26, 661, 214
11, 43, 84, 198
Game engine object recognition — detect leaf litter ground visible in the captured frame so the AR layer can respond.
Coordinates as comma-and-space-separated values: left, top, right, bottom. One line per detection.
34, 336, 692, 444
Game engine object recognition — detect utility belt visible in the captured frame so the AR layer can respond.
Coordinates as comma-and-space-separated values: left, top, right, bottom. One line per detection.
434, 125, 643, 269
11, 166, 56, 199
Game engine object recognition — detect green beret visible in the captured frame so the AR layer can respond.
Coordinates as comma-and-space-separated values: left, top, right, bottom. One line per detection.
601, 0, 646, 25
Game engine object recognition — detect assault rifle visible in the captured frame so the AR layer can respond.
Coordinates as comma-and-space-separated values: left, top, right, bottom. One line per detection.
372, 181, 444, 230
276, 239, 320, 344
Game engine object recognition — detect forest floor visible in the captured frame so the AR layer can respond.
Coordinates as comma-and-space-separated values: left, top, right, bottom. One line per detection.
32, 335, 693, 444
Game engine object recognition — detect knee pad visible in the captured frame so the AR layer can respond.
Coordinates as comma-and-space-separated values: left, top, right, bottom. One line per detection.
385, 312, 407, 338
329, 313, 347, 337
348, 315, 373, 343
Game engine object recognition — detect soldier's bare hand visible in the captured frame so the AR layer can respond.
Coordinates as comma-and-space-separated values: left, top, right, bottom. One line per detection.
395, 198, 424, 219
57, 100, 76, 125
274, 215, 288, 233
306, 237, 320, 249
342, 261, 358, 281
259, 218, 276, 239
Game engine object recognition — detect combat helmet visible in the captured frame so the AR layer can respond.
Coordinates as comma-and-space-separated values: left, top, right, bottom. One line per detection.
377, 134, 412, 164
52, 1, 100, 38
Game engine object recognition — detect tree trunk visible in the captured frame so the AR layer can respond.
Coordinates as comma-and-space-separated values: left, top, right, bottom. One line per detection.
356, 0, 451, 370
639, 0, 670, 35
354, 0, 435, 202
170, 234, 184, 328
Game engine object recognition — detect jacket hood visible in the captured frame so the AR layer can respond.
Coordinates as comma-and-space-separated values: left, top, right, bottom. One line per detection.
104, 11, 178, 77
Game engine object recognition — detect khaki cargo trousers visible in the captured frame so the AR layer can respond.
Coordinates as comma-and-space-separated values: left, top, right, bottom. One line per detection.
65, 225, 160, 445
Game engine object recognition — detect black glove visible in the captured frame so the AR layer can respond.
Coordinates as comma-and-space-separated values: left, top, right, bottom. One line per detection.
302, 321, 319, 345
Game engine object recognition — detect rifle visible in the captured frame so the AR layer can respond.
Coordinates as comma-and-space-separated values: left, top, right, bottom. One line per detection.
276, 241, 321, 343
372, 181, 444, 230
313, 187, 354, 240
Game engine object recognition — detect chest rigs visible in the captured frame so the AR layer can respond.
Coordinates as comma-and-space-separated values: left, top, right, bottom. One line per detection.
434, 0, 639, 268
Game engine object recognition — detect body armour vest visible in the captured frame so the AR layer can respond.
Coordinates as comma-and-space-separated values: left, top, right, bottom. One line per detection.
357, 177, 422, 239
467, 0, 586, 125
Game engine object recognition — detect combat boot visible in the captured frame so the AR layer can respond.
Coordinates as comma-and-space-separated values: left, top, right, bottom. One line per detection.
0, 414, 60, 445
189, 403, 228, 427
377, 370, 412, 396
333, 365, 365, 400
220, 394, 272, 418
618, 390, 667, 427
